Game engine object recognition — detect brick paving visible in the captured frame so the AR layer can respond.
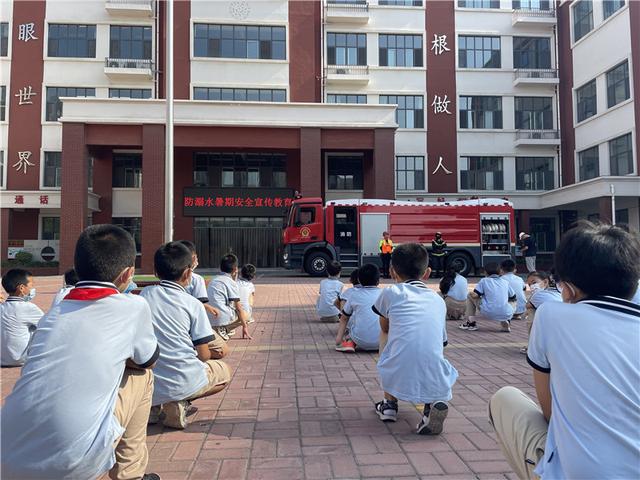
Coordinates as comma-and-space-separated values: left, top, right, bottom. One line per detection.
1, 275, 535, 479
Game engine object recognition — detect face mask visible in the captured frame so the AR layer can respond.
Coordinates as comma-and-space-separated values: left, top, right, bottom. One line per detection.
24, 288, 37, 301
123, 281, 137, 294
529, 282, 543, 292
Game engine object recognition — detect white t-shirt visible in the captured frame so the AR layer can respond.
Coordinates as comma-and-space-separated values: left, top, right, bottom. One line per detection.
207, 273, 240, 327
185, 272, 208, 302
0, 297, 43, 366
529, 287, 562, 309
373, 281, 458, 403
527, 297, 640, 479
339, 285, 360, 304
0, 281, 159, 480
342, 286, 382, 350
140, 280, 216, 406
474, 275, 516, 321
51, 286, 74, 309
446, 274, 468, 302
316, 277, 343, 317
501, 272, 527, 314
237, 278, 255, 318
630, 280, 640, 305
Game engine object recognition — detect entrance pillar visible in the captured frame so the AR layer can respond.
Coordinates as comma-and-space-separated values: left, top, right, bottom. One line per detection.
370, 128, 395, 199
1, 209, 9, 262
300, 128, 322, 197
598, 196, 613, 224
141, 124, 166, 273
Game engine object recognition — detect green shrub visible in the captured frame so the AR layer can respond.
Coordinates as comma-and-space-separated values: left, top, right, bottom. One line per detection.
14, 251, 34, 264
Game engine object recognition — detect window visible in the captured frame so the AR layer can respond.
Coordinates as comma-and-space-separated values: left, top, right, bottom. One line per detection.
193, 24, 286, 60
0, 22, 8, 56
578, 146, 599, 181
458, 36, 500, 69
530, 217, 556, 253
110, 26, 152, 59
380, 95, 424, 128
193, 152, 287, 188
573, 0, 593, 42
112, 217, 141, 253
516, 157, 554, 190
396, 156, 425, 191
109, 88, 152, 99
193, 87, 286, 102
606, 61, 630, 108
458, 0, 500, 8
328, 156, 363, 190
0, 151, 4, 188
0, 86, 5, 121
459, 96, 502, 129
43, 152, 62, 188
513, 37, 551, 69
327, 94, 367, 104
379, 0, 423, 5
609, 133, 633, 176
603, 0, 624, 19
616, 208, 629, 225
576, 80, 596, 122
295, 207, 316, 226
47, 24, 96, 58
327, 33, 366, 65
513, 0, 551, 9
41, 217, 60, 240
515, 97, 553, 130
460, 157, 503, 190
112, 153, 142, 188
45, 87, 96, 121
379, 34, 423, 67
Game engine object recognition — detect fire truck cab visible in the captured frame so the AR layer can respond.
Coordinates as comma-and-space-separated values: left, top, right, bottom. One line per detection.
283, 197, 516, 277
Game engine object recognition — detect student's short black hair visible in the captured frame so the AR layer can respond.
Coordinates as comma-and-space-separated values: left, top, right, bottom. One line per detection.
484, 262, 500, 275
178, 240, 197, 255
358, 263, 380, 287
500, 259, 516, 273
2, 269, 32, 295
326, 260, 342, 277
63, 268, 79, 286
220, 253, 238, 274
154, 242, 192, 281
241, 264, 257, 281
74, 225, 136, 282
555, 221, 640, 299
391, 243, 429, 279
349, 268, 360, 286
527, 270, 550, 282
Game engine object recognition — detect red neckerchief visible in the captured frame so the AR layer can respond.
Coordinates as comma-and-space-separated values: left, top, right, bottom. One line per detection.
64, 285, 119, 301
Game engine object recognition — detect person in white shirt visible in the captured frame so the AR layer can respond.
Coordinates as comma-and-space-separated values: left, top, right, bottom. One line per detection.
438, 266, 468, 320
316, 261, 343, 322
140, 242, 230, 430
460, 263, 516, 332
179, 240, 220, 320
499, 259, 526, 319
50, 268, 79, 309
237, 264, 257, 323
335, 264, 382, 352
489, 221, 640, 480
207, 253, 251, 341
519, 271, 563, 355
0, 225, 160, 480
337, 268, 360, 310
373, 243, 458, 435
1, 269, 43, 367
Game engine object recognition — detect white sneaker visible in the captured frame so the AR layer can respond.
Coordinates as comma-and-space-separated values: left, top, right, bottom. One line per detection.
163, 400, 189, 429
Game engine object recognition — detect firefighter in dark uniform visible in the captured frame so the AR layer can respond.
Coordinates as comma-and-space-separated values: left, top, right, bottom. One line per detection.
431, 232, 447, 277
379, 231, 394, 279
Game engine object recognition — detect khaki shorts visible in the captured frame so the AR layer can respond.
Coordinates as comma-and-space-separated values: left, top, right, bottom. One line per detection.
187, 359, 231, 401
208, 334, 227, 357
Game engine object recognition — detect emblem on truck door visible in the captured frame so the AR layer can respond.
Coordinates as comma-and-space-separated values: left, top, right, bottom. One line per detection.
300, 227, 311, 238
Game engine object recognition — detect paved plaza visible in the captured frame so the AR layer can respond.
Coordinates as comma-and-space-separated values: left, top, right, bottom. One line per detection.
1, 275, 534, 480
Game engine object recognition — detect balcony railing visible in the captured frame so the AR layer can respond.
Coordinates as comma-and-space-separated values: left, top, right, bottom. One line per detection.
325, 65, 369, 76
326, 0, 369, 11
516, 129, 560, 141
105, 57, 153, 69
106, 0, 152, 4
515, 68, 558, 79
513, 7, 555, 16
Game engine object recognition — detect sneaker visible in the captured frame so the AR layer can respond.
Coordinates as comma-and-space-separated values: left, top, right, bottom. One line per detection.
227, 328, 237, 337
520, 346, 528, 355
458, 321, 478, 331
247, 317, 255, 324
215, 327, 230, 341
501, 321, 511, 332
335, 339, 356, 353
142, 474, 161, 480
416, 401, 449, 435
186, 401, 198, 417
148, 405, 162, 425
374, 399, 398, 422
162, 400, 189, 429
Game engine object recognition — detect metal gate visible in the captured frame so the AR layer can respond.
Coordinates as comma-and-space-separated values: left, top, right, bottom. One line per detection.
194, 226, 284, 268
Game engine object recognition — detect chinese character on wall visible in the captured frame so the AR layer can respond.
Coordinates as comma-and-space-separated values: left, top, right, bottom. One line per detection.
432, 156, 453, 175
15, 86, 37, 105
18, 23, 37, 42
13, 151, 34, 174
431, 94, 452, 115
430, 34, 450, 56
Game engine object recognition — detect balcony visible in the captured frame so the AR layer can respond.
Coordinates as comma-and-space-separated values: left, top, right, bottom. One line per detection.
104, 58, 153, 80
325, 0, 370, 24
512, 8, 556, 26
325, 65, 370, 85
515, 129, 560, 147
105, 0, 153, 16
513, 68, 559, 86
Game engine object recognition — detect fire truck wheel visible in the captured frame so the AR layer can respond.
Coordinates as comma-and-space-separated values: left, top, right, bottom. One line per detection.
304, 251, 331, 277
446, 252, 474, 277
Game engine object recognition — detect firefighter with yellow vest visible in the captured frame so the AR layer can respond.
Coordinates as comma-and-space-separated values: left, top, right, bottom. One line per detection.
379, 231, 394, 279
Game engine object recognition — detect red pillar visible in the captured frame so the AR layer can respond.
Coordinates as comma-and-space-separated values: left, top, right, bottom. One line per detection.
1, 209, 9, 263
59, 123, 88, 272
598, 197, 613, 224
141, 124, 166, 273
288, 1, 321, 102
371, 128, 396, 199
300, 128, 322, 197
92, 148, 113, 225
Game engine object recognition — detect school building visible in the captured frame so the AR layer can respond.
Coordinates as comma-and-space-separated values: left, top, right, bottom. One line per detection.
0, 0, 638, 273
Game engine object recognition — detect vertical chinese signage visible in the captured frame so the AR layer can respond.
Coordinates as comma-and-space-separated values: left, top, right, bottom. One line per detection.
426, 1, 457, 193
7, 1, 46, 190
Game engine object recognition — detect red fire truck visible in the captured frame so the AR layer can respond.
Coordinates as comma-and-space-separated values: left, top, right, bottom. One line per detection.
282, 197, 515, 277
